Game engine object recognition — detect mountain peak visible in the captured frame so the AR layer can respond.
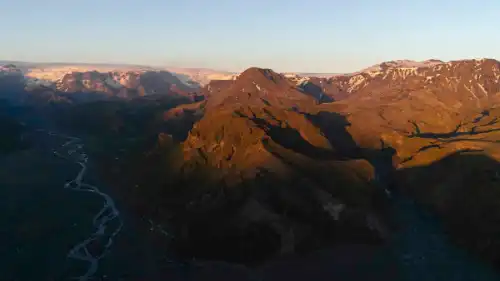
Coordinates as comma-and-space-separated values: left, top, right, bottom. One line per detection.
237, 67, 284, 83
203, 66, 320, 109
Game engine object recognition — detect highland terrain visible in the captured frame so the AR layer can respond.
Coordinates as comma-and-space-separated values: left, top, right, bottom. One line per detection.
2, 58, 500, 280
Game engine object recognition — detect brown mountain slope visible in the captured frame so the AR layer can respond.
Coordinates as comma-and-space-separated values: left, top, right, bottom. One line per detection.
310, 58, 500, 267
110, 68, 390, 265
169, 60, 500, 267
313, 59, 500, 167
70, 59, 500, 271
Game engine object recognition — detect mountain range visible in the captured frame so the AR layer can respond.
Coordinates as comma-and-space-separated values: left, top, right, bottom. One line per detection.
2, 57, 500, 278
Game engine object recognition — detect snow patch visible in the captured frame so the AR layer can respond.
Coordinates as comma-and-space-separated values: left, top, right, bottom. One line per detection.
477, 83, 488, 96
253, 82, 261, 91
348, 75, 366, 92
464, 84, 479, 101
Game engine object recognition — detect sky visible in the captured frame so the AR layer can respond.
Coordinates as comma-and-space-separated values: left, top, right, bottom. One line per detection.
1, 0, 499, 73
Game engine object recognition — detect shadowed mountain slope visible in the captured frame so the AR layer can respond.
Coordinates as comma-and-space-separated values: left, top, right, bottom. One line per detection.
5, 60, 500, 279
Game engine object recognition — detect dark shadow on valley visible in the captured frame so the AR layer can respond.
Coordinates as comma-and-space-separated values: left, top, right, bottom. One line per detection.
298, 82, 335, 103
408, 118, 500, 139
300, 111, 361, 157
395, 151, 500, 269
164, 149, 500, 280
300, 111, 398, 185
246, 116, 340, 160
0, 99, 31, 154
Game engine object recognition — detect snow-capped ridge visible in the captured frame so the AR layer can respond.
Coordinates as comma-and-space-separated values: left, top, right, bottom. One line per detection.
359, 59, 445, 75
327, 58, 500, 97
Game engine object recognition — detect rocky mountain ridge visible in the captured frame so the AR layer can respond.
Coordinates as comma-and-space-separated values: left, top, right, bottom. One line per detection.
4, 57, 500, 276
301, 58, 500, 102
153, 58, 500, 268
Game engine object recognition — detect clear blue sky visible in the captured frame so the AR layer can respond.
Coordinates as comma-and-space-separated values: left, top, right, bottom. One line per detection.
1, 0, 499, 73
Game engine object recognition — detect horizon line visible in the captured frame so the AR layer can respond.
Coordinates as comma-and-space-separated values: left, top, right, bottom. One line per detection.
1, 57, 498, 75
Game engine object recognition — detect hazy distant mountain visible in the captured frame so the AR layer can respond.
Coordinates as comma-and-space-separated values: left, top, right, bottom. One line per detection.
0, 63, 206, 104
0, 60, 237, 87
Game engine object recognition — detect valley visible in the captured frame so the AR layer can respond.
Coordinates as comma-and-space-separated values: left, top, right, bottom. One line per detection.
2, 58, 500, 280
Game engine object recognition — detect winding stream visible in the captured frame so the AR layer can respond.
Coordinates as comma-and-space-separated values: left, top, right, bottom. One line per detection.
42, 130, 123, 281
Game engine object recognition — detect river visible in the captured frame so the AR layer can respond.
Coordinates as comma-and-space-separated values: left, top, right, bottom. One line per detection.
0, 129, 181, 280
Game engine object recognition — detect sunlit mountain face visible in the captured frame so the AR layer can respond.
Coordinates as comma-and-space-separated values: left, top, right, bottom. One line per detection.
2, 58, 500, 281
